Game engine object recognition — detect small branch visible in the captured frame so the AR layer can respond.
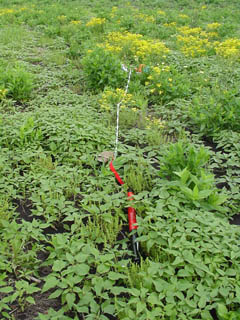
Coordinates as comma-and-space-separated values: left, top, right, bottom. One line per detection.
9, 307, 19, 315
27, 276, 42, 284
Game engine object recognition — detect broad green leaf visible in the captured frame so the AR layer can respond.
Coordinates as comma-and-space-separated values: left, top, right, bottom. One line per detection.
217, 303, 228, 317
0, 286, 13, 293
136, 301, 145, 315
147, 293, 160, 305
26, 296, 35, 305
66, 292, 76, 309
78, 264, 90, 276
42, 276, 59, 293
128, 288, 140, 296
49, 289, 63, 299
101, 301, 115, 314
198, 296, 207, 309
172, 256, 183, 266
97, 264, 110, 274
108, 272, 127, 280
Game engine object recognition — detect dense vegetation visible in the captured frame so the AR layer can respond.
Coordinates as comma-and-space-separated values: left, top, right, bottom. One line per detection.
0, 0, 240, 319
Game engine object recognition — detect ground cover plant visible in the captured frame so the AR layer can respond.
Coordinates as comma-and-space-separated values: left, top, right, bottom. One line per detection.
0, 0, 240, 319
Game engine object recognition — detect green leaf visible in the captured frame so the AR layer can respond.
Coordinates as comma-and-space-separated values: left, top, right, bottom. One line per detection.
42, 276, 59, 293
217, 303, 228, 317
193, 185, 199, 200
111, 286, 128, 295
0, 286, 13, 293
26, 296, 35, 305
77, 264, 90, 276
108, 272, 127, 280
219, 287, 230, 297
48, 289, 63, 299
129, 288, 140, 297
136, 301, 145, 315
172, 256, 183, 266
177, 269, 190, 277
97, 264, 110, 274
198, 296, 207, 309
147, 293, 160, 305
66, 292, 76, 309
101, 301, 115, 314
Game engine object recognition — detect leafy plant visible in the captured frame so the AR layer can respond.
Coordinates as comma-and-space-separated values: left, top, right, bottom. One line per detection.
136, 208, 240, 319
0, 280, 40, 317
81, 47, 126, 92
189, 87, 240, 135
217, 304, 240, 320
0, 64, 33, 102
145, 64, 191, 104
41, 234, 130, 319
159, 141, 210, 179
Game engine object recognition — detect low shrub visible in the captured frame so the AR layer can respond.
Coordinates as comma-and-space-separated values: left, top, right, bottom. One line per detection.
0, 64, 33, 102
81, 47, 126, 92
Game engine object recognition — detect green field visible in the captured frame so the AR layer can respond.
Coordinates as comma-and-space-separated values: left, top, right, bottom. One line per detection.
0, 0, 240, 319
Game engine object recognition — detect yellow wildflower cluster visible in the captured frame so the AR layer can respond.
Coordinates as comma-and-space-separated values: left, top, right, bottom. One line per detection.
57, 15, 67, 21
178, 26, 208, 37
110, 6, 118, 18
177, 25, 221, 56
145, 65, 172, 98
70, 20, 81, 25
102, 31, 169, 61
152, 65, 170, 74
135, 13, 155, 23
215, 38, 240, 58
0, 7, 28, 16
177, 27, 212, 57
177, 35, 211, 57
157, 10, 166, 16
178, 14, 189, 19
164, 22, 176, 27
207, 32, 219, 38
86, 17, 106, 27
145, 116, 165, 129
99, 88, 136, 111
207, 22, 221, 30
0, 88, 7, 99
0, 8, 15, 16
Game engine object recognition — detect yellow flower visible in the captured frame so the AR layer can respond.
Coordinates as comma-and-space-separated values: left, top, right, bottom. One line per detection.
70, 20, 81, 25
135, 13, 155, 23
178, 14, 189, 19
145, 81, 150, 85
102, 31, 170, 61
164, 22, 176, 27
207, 22, 221, 30
58, 15, 67, 20
168, 78, 172, 82
157, 10, 166, 15
86, 17, 106, 27
0, 8, 15, 15
215, 38, 240, 58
